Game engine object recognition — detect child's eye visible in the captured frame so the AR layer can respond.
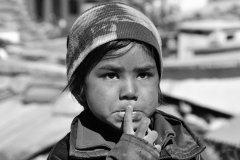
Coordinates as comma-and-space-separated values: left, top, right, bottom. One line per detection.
137, 73, 151, 79
104, 73, 119, 80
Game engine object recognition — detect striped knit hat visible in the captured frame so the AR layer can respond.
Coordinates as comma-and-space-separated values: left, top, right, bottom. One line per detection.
66, 2, 162, 80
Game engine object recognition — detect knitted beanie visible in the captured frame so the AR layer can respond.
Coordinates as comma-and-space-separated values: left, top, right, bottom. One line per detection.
66, 2, 162, 80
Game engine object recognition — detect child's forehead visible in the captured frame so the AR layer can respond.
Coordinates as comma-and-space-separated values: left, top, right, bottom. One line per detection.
103, 42, 148, 58
101, 42, 154, 62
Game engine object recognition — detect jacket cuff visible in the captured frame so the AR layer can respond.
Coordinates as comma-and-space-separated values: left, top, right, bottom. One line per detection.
107, 133, 160, 160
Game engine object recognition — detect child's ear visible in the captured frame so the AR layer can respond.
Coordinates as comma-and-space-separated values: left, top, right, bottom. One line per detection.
158, 88, 162, 105
79, 87, 86, 102
78, 86, 89, 109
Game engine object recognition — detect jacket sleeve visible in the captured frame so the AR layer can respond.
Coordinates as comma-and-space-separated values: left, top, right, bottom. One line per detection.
195, 154, 205, 160
106, 134, 160, 160
189, 154, 204, 160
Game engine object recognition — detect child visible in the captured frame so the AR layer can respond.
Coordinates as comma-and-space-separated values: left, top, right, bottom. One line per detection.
47, 2, 205, 160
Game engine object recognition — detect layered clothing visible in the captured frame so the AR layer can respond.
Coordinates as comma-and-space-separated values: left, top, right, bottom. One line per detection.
47, 110, 205, 160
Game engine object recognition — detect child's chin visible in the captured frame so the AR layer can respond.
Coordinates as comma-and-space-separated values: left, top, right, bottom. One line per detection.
111, 123, 124, 132
112, 121, 143, 133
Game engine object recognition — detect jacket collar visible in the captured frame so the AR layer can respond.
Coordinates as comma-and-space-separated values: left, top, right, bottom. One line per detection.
69, 109, 205, 159
69, 110, 116, 159
153, 110, 206, 159
75, 116, 115, 149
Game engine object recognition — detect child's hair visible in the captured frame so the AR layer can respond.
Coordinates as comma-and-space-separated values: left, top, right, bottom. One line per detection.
65, 2, 163, 108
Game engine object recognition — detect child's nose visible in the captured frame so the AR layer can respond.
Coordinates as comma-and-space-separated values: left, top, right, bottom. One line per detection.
119, 78, 138, 101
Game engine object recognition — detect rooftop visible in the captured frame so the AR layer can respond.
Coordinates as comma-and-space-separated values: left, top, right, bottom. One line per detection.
178, 20, 240, 32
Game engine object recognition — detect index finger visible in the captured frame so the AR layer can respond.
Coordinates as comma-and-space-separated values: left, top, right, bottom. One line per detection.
123, 105, 134, 134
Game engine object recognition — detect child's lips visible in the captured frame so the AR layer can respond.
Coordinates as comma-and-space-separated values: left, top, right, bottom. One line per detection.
118, 111, 137, 117
116, 111, 141, 119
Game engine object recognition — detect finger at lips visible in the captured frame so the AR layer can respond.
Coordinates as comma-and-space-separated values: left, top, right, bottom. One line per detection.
123, 105, 134, 134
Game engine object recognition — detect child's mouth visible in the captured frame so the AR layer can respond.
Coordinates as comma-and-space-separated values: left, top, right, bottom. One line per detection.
118, 111, 137, 117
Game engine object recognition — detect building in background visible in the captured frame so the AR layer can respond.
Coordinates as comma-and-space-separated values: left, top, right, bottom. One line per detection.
177, 19, 240, 59
24, 0, 127, 34
0, 0, 127, 42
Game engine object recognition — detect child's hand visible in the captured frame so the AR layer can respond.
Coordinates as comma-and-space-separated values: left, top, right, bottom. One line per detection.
123, 105, 161, 152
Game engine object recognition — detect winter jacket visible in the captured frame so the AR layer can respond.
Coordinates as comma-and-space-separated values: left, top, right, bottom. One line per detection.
47, 109, 206, 160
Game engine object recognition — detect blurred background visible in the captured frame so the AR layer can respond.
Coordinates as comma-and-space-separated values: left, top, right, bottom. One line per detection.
0, 0, 240, 159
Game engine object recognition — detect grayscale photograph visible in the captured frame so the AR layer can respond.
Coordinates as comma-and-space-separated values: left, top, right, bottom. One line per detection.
0, 0, 240, 160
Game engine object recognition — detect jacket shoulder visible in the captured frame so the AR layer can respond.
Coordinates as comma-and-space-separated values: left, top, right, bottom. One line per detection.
155, 109, 204, 141
47, 133, 70, 160
155, 109, 183, 121
154, 109, 206, 160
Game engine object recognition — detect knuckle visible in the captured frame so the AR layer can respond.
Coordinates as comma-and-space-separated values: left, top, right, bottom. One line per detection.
142, 117, 150, 125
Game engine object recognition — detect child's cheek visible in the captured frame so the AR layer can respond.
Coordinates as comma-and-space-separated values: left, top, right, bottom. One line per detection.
145, 87, 159, 108
87, 84, 112, 108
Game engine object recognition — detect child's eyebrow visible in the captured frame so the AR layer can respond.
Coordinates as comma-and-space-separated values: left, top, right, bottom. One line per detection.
133, 65, 156, 72
98, 64, 156, 72
98, 65, 123, 72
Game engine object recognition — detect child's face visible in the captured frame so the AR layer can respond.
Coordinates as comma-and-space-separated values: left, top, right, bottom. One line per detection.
85, 43, 160, 131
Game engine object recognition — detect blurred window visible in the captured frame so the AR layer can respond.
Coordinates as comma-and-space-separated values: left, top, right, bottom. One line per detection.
35, 0, 44, 21
86, 0, 112, 2
86, 0, 96, 2
227, 34, 234, 40
52, 0, 62, 20
69, 0, 79, 15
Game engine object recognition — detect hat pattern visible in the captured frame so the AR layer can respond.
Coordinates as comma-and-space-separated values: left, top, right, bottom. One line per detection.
67, 2, 162, 80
